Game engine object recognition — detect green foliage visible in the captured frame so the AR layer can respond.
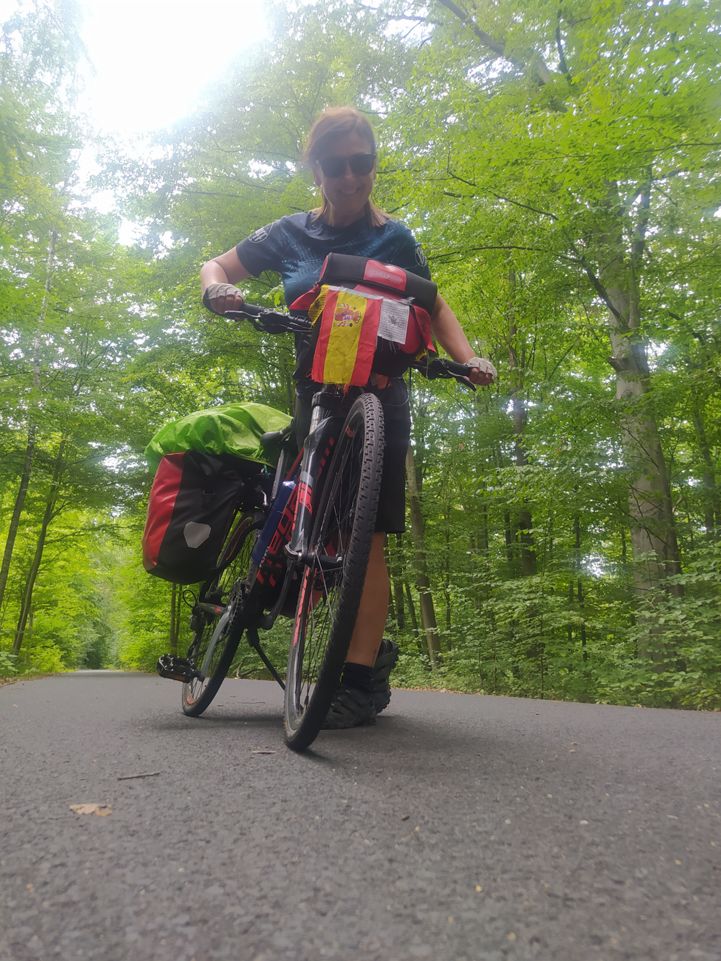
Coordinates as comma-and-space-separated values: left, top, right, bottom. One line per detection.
0, 650, 18, 677
0, 0, 719, 711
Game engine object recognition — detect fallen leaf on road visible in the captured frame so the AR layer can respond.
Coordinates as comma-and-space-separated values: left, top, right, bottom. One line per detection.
69, 803, 112, 817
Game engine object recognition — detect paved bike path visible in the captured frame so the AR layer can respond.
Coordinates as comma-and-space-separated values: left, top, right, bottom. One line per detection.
1, 672, 719, 961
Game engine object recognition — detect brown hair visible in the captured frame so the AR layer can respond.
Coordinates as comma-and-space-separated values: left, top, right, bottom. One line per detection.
304, 106, 387, 228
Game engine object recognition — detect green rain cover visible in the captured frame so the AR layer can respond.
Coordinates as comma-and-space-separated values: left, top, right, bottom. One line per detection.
145, 402, 292, 470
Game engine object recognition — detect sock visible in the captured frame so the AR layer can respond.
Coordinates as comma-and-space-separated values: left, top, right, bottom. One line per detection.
341, 662, 374, 694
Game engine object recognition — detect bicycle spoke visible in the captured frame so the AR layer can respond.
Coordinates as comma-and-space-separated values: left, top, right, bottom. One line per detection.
284, 394, 384, 751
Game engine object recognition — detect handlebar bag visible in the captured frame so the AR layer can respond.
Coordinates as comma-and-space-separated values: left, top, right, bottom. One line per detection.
142, 451, 264, 584
289, 254, 437, 386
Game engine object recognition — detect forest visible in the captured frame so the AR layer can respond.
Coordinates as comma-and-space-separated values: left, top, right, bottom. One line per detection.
1, 0, 720, 709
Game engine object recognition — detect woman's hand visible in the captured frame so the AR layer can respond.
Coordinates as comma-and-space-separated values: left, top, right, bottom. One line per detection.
202, 282, 245, 316
465, 356, 497, 387
430, 296, 497, 386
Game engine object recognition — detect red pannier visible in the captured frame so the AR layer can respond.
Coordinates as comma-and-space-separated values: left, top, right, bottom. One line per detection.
142, 451, 264, 584
290, 253, 438, 384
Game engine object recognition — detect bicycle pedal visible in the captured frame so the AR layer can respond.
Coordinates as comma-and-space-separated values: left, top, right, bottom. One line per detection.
156, 654, 204, 684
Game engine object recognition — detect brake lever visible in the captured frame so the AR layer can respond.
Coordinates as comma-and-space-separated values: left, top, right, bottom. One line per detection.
452, 373, 477, 391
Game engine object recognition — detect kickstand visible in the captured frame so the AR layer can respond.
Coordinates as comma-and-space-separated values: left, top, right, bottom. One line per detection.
246, 625, 285, 690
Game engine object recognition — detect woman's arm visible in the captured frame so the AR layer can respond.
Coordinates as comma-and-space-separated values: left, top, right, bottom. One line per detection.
431, 294, 496, 386
200, 247, 252, 315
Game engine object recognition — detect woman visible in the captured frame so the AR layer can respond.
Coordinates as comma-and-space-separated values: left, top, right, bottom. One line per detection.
201, 107, 496, 729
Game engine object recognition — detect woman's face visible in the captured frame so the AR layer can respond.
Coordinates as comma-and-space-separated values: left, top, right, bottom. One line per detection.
313, 130, 376, 227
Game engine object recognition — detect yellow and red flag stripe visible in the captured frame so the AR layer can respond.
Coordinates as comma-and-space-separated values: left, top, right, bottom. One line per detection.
309, 286, 382, 387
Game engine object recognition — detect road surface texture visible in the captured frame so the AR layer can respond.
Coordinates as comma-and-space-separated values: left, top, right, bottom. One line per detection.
1, 672, 719, 961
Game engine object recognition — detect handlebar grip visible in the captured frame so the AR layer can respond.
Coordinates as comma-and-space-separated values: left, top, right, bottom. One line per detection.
226, 303, 262, 318
413, 357, 476, 391
440, 359, 473, 377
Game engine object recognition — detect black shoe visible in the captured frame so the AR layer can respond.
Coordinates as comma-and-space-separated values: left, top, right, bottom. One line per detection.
322, 684, 376, 729
371, 638, 399, 714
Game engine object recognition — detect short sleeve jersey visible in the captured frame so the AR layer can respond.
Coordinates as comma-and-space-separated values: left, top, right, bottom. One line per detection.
235, 212, 431, 306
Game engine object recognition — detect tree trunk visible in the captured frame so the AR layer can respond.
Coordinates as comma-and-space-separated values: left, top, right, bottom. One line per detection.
443, 498, 452, 639
0, 427, 36, 613
478, 501, 489, 555
1, 231, 57, 618
12, 440, 66, 656
405, 445, 440, 667
598, 203, 682, 558
507, 270, 537, 577
573, 514, 588, 663
594, 190, 682, 661
404, 579, 419, 635
386, 536, 405, 632
690, 395, 721, 536
503, 509, 514, 571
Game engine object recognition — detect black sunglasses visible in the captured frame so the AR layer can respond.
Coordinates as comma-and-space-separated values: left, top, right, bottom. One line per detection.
317, 152, 376, 178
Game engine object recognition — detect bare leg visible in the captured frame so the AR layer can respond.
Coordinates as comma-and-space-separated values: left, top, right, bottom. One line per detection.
345, 532, 388, 666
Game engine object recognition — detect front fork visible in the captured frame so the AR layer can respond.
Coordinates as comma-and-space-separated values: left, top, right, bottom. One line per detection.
286, 389, 345, 562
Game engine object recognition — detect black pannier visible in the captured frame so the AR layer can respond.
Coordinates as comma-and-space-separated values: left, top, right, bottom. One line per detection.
142, 451, 264, 584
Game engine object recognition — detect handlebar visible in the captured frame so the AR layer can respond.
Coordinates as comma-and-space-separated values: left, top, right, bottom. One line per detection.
226, 304, 311, 335
224, 305, 479, 390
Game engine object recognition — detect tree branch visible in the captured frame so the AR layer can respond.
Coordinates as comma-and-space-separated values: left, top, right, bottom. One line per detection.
435, 0, 555, 85
630, 170, 652, 277
555, 13, 573, 84
573, 250, 626, 325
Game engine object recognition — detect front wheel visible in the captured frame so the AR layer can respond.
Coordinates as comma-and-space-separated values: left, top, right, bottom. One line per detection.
284, 393, 385, 751
182, 514, 259, 717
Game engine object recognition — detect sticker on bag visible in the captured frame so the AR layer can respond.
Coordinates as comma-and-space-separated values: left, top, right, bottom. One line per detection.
309, 286, 382, 386
378, 299, 410, 345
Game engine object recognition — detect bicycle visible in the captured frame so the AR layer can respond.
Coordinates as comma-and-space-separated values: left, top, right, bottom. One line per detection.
157, 302, 476, 752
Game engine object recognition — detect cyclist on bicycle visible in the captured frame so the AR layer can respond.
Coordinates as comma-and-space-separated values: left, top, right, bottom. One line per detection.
200, 106, 496, 729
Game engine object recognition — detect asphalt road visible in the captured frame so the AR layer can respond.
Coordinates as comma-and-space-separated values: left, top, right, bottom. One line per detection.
1, 672, 719, 961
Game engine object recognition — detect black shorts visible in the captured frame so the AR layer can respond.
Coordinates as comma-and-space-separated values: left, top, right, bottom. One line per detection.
294, 378, 410, 534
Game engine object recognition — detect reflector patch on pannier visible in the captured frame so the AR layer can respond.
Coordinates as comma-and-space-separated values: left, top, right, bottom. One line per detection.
183, 522, 211, 548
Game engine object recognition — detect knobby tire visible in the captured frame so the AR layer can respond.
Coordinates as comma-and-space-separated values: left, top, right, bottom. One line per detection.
284, 393, 384, 751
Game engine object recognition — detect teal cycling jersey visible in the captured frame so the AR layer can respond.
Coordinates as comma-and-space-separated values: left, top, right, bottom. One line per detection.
235, 212, 431, 307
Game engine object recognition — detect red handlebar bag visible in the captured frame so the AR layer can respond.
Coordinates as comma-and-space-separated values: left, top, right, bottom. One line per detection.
290, 254, 437, 386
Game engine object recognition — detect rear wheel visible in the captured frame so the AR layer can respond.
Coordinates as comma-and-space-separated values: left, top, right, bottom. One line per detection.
182, 514, 259, 717
284, 393, 384, 751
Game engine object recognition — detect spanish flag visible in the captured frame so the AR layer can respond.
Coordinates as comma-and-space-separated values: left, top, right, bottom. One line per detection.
309, 286, 381, 387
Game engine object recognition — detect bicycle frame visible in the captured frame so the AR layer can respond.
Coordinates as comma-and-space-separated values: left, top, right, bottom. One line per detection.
219, 386, 355, 689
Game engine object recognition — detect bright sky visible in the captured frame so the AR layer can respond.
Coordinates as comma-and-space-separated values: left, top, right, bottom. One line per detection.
2, 0, 269, 136
80, 0, 269, 135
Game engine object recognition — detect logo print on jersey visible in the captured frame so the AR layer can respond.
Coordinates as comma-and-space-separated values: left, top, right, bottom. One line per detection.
249, 225, 271, 244
415, 244, 428, 268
